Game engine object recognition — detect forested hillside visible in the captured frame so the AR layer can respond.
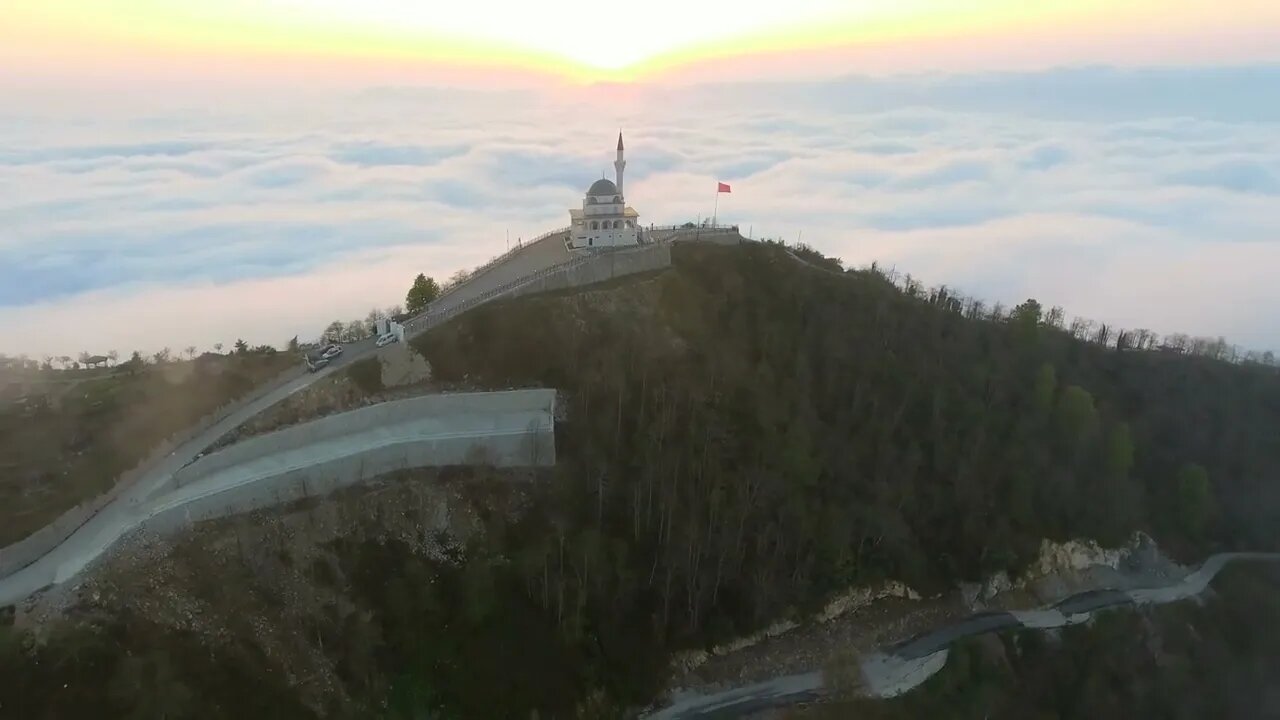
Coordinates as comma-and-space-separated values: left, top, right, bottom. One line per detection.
421, 241, 1280, 638
4, 240, 1279, 718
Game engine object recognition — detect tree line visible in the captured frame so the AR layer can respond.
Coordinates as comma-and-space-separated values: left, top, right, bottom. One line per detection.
767, 237, 1278, 368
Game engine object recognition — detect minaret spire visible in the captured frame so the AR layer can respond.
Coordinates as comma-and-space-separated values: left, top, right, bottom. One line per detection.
614, 131, 626, 197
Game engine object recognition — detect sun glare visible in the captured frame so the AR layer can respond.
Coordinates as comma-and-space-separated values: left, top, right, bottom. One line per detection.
6, 0, 1279, 83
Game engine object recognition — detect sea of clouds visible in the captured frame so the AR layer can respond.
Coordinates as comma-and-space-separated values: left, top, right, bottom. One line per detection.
1, 66, 1278, 358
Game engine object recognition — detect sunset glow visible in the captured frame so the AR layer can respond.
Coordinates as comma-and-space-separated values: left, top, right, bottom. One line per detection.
5, 0, 1279, 85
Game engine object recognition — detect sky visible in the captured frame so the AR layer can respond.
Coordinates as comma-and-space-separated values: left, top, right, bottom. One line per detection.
1, 1, 1279, 359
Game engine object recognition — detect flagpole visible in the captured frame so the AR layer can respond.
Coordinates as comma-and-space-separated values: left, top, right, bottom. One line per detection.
713, 187, 720, 228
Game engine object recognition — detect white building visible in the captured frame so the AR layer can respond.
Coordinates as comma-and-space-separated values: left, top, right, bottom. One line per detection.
569, 132, 640, 250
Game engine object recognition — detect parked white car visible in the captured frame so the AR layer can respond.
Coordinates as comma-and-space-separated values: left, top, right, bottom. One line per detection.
321, 344, 343, 360
376, 333, 398, 348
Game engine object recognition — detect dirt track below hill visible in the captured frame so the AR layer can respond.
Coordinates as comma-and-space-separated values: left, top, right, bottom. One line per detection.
672, 595, 964, 695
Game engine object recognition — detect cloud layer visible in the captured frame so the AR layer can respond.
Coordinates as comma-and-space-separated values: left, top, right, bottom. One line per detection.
2, 66, 1279, 358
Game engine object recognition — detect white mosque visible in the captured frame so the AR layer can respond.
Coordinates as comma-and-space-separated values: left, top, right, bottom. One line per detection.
568, 133, 640, 250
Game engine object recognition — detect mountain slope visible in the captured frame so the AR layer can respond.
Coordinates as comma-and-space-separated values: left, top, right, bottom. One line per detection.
4, 240, 1279, 718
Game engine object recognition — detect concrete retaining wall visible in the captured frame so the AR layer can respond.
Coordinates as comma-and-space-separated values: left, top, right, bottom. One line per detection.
147, 390, 555, 531
145, 425, 552, 535
1, 231, 719, 583
0, 389, 554, 602
167, 390, 556, 491
431, 229, 573, 309
501, 243, 672, 301
0, 364, 302, 578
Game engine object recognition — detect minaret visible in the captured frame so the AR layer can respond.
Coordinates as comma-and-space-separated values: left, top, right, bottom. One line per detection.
614, 131, 626, 197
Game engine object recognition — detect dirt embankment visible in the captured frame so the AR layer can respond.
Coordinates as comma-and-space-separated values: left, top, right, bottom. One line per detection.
662, 533, 1186, 699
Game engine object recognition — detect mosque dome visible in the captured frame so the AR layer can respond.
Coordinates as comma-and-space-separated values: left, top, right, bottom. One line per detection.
587, 178, 619, 196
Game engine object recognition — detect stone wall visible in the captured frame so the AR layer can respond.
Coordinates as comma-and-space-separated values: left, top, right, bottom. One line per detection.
500, 242, 673, 300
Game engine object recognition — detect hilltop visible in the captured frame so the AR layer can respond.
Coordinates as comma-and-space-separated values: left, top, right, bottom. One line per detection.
3, 239, 1280, 718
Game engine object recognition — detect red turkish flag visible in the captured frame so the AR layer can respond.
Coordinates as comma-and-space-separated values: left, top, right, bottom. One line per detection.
717, 182, 732, 193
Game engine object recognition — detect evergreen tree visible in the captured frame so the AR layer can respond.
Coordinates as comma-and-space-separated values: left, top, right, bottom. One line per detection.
406, 274, 441, 314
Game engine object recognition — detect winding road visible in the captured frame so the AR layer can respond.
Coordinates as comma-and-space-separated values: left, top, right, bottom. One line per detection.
0, 233, 589, 607
644, 553, 1280, 719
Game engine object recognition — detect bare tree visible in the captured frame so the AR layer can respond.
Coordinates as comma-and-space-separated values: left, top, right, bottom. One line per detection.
185, 345, 197, 360
443, 268, 471, 291
107, 350, 118, 366
1068, 317, 1094, 341
902, 274, 922, 298
213, 342, 224, 353
1045, 306, 1066, 329
1226, 344, 1242, 364
343, 320, 367, 343
1093, 323, 1113, 347
1130, 329, 1154, 351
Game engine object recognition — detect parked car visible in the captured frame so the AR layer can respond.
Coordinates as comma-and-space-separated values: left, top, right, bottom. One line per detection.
306, 357, 330, 373
321, 344, 343, 360
376, 333, 398, 348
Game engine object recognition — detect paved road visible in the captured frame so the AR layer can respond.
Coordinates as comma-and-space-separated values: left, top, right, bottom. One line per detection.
643, 553, 1280, 718
0, 234, 582, 604
1, 231, 729, 606
0, 388, 552, 606
890, 611, 1020, 660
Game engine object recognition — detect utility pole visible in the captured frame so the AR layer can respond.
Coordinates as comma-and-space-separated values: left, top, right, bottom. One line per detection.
506, 229, 510, 252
